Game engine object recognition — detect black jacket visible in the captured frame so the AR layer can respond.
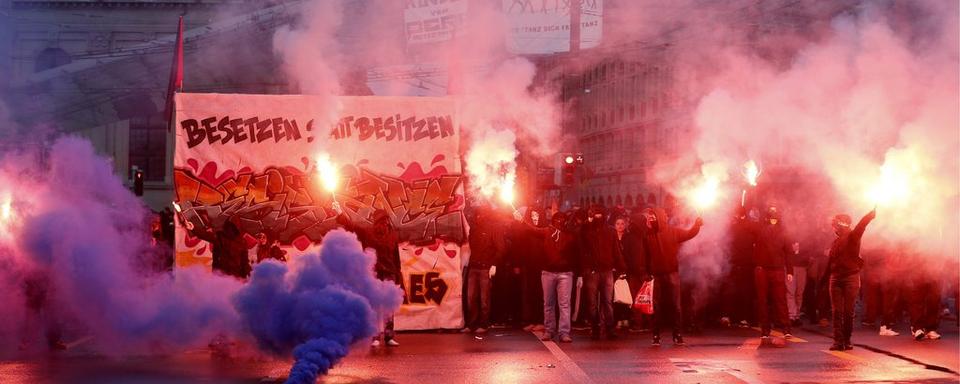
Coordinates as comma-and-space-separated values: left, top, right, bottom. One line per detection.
827, 211, 876, 277
752, 222, 793, 272
194, 222, 251, 279
639, 208, 701, 275
581, 220, 625, 272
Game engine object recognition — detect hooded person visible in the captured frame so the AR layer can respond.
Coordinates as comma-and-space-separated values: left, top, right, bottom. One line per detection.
637, 207, 702, 346
751, 205, 795, 341
333, 204, 404, 347
463, 206, 506, 334
721, 206, 756, 328
580, 205, 626, 340
253, 232, 288, 264
507, 208, 546, 331
826, 208, 876, 351
189, 217, 251, 279
515, 211, 580, 342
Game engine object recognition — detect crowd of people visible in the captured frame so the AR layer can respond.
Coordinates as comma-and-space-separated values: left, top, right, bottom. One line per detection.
123, 196, 955, 354
461, 199, 958, 351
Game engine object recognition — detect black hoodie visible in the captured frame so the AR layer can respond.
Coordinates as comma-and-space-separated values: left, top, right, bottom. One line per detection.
639, 207, 702, 275
827, 210, 876, 277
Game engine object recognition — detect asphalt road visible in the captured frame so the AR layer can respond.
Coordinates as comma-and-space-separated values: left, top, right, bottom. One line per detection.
1, 323, 957, 383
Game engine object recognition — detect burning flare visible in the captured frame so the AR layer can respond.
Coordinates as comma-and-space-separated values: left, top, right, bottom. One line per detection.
315, 153, 339, 194
865, 157, 912, 207
465, 130, 518, 205
499, 177, 516, 208
0, 193, 12, 236
742, 160, 761, 186
0, 194, 11, 222
691, 177, 721, 211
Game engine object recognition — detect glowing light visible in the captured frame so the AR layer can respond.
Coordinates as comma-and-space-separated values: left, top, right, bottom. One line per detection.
865, 161, 911, 207
691, 177, 721, 211
315, 153, 339, 193
564, 155, 575, 164
465, 130, 517, 204
499, 177, 515, 207
743, 160, 761, 186
172, 201, 182, 213
0, 193, 13, 237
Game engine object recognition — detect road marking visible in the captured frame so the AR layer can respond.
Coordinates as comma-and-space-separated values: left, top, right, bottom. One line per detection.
750, 327, 807, 342
670, 359, 766, 384
822, 350, 867, 362
740, 338, 761, 350
533, 332, 595, 384
66, 335, 93, 349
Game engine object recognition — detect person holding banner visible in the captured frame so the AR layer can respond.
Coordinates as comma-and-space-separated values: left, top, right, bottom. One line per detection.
637, 207, 702, 346
187, 219, 251, 279
333, 204, 403, 347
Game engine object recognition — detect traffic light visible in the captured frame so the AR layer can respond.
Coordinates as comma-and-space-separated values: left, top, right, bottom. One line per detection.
134, 169, 144, 196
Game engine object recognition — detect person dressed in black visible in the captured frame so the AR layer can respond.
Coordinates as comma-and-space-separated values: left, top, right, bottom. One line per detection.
721, 206, 756, 328
187, 218, 251, 279
334, 203, 403, 347
826, 208, 876, 350
637, 207, 702, 346
580, 205, 625, 340
463, 207, 506, 334
19, 266, 65, 351
255, 232, 288, 263
752, 206, 794, 341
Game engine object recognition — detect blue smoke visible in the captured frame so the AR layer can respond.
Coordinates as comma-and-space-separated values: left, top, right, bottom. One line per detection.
233, 229, 403, 384
2, 137, 242, 354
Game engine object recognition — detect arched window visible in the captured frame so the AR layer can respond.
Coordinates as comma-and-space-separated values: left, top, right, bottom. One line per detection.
35, 47, 72, 72
625, 194, 634, 208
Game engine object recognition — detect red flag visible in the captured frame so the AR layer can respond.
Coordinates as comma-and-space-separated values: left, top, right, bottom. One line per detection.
164, 16, 184, 131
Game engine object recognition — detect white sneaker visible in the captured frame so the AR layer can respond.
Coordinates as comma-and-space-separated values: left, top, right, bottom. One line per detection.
386, 339, 400, 346
879, 326, 899, 336
925, 330, 941, 340
371, 339, 381, 347
912, 328, 926, 341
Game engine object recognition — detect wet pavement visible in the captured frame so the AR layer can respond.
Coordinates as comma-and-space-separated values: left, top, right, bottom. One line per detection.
1, 323, 957, 383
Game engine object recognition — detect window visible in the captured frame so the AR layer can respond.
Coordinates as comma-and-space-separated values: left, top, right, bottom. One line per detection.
129, 116, 167, 182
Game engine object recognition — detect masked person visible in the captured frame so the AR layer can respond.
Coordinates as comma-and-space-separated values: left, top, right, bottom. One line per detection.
722, 207, 756, 328
580, 205, 625, 340
751, 206, 795, 341
188, 219, 251, 279
637, 207, 702, 346
826, 208, 876, 351
463, 207, 506, 334
516, 211, 580, 342
508, 208, 546, 331
334, 204, 404, 347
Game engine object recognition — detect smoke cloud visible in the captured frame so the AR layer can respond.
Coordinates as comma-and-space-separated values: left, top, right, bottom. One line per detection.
0, 137, 243, 355
233, 229, 403, 384
600, 1, 959, 312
